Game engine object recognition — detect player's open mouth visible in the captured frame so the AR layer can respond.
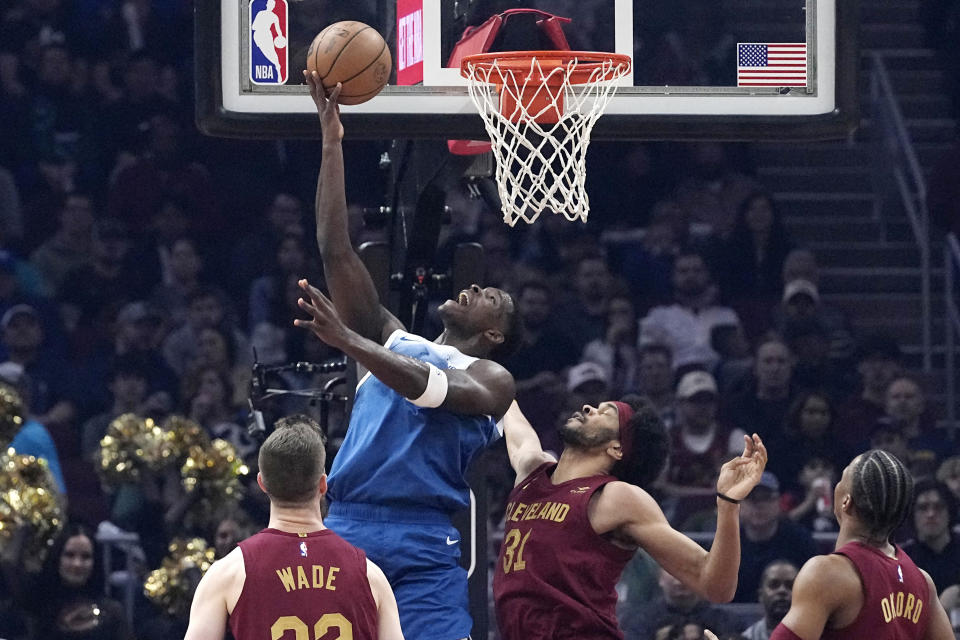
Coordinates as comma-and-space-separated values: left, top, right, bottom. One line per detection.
458, 291, 469, 305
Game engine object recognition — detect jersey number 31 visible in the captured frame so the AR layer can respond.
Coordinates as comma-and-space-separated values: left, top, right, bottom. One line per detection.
502, 529, 531, 574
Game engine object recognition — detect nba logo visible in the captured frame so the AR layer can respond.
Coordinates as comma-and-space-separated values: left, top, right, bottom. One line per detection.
250, 0, 288, 84
299, 541, 308, 557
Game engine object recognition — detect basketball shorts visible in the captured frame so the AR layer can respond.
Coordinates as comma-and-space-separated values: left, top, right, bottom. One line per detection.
326, 502, 471, 640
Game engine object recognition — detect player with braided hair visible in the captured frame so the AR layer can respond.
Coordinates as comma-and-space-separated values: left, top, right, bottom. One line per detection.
768, 449, 954, 640
494, 396, 768, 639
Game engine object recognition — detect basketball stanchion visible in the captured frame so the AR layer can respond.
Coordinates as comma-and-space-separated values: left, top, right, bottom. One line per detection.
461, 51, 631, 226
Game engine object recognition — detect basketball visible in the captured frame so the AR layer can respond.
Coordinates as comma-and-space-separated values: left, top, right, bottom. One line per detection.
306, 21, 391, 105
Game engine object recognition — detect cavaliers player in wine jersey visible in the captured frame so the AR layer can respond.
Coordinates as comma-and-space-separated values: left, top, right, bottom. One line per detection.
183, 416, 404, 640
762, 450, 953, 640
494, 398, 768, 640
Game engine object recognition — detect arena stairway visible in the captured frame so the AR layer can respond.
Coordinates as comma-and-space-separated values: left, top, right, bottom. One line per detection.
732, 0, 958, 420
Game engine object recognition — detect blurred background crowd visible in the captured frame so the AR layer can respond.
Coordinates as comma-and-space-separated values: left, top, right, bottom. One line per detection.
0, 0, 959, 639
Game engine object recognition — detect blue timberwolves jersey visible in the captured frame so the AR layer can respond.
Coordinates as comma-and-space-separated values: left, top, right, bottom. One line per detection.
328, 330, 502, 512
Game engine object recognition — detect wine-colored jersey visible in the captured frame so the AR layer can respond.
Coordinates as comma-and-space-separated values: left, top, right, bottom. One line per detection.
229, 528, 379, 640
493, 463, 635, 640
821, 541, 932, 640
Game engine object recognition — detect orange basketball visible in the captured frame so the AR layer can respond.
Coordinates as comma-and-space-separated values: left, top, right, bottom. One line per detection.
306, 21, 392, 105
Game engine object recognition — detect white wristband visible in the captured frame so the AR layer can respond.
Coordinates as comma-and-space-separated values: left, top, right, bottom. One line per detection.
411, 363, 448, 408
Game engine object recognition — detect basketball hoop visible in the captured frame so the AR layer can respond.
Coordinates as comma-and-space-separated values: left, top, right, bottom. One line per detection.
461, 51, 631, 226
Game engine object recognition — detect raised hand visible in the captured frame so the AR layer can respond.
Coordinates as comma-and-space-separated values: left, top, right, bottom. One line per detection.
716, 433, 768, 501
303, 70, 343, 141
293, 278, 352, 349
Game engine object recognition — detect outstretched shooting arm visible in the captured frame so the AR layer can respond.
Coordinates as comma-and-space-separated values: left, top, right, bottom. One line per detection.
305, 71, 402, 343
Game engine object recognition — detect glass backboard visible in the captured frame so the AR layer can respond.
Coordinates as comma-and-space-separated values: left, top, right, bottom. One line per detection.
196, 0, 858, 140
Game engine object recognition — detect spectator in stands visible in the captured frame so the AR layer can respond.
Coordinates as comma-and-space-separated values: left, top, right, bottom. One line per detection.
555, 253, 613, 354
901, 479, 960, 593
672, 142, 759, 237
479, 224, 520, 291
734, 471, 817, 602
108, 463, 194, 568
640, 249, 740, 372
131, 196, 198, 295
29, 192, 93, 294
98, 50, 181, 169
711, 322, 753, 394
661, 370, 744, 498
776, 279, 820, 328
248, 232, 315, 330
937, 457, 960, 515
781, 317, 840, 393
150, 236, 205, 329
0, 0, 80, 100
184, 327, 250, 410
5, 370, 65, 493
582, 294, 640, 397
883, 375, 950, 477
723, 337, 796, 447
0, 249, 63, 355
75, 301, 179, 413
867, 420, 913, 475
742, 560, 798, 640
106, 112, 219, 240
14, 42, 99, 193
507, 281, 574, 373
775, 252, 854, 366
229, 192, 306, 298
0, 304, 76, 436
836, 333, 903, 451
79, 355, 149, 462
719, 192, 794, 336
610, 199, 684, 306
620, 565, 741, 640
211, 509, 255, 560
17, 154, 79, 254
162, 287, 250, 377
938, 584, 960, 635
616, 551, 664, 619
517, 212, 578, 276
637, 343, 678, 430
783, 457, 839, 533
564, 361, 610, 412
59, 218, 139, 345
2, 522, 132, 640
781, 249, 818, 286
768, 391, 846, 494
183, 365, 255, 462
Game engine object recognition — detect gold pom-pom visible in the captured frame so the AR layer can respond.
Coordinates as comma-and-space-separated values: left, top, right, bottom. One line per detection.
144, 537, 216, 616
0, 385, 25, 449
159, 416, 210, 464
0, 448, 63, 567
181, 439, 249, 527
97, 414, 168, 486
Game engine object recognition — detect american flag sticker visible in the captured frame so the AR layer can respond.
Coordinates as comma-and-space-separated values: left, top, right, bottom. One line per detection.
737, 43, 807, 87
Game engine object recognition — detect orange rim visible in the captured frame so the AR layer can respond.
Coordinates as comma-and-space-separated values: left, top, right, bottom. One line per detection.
461, 50, 631, 84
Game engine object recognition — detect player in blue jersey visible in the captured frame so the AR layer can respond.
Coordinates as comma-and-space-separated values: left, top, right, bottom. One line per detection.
293, 71, 521, 640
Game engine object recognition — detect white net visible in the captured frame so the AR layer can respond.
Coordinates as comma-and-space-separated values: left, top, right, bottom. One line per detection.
462, 53, 630, 226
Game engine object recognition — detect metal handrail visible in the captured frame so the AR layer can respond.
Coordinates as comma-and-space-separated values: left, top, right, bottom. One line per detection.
945, 234, 960, 437
869, 52, 932, 372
